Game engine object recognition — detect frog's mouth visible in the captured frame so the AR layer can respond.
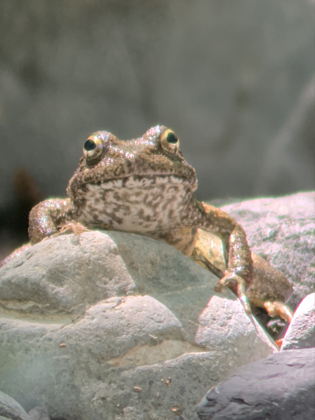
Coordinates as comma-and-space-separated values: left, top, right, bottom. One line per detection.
67, 167, 198, 201
92, 174, 196, 189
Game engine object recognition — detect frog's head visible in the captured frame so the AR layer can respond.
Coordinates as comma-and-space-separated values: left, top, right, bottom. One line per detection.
67, 126, 198, 232
68, 125, 197, 199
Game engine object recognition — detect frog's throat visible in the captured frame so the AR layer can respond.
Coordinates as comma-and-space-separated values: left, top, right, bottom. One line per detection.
72, 175, 197, 233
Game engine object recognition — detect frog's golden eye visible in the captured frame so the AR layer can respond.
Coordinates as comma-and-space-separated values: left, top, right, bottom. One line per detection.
83, 136, 103, 160
160, 129, 179, 152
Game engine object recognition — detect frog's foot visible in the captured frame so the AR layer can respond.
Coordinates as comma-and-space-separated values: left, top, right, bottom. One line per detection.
57, 222, 90, 236
192, 248, 252, 315
263, 301, 293, 323
214, 272, 252, 315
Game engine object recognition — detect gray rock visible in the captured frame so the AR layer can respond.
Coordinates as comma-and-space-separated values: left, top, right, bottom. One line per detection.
0, 231, 137, 316
222, 192, 315, 309
0, 231, 276, 420
27, 407, 50, 420
0, 391, 31, 420
282, 293, 315, 350
195, 347, 315, 420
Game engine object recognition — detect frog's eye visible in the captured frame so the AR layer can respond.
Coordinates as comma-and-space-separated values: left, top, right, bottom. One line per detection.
160, 129, 179, 152
83, 136, 103, 160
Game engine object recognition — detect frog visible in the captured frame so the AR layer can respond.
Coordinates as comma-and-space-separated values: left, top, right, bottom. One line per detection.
1, 126, 293, 322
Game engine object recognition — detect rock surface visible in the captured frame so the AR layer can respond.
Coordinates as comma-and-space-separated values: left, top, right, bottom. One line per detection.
195, 347, 315, 420
27, 407, 50, 420
0, 390, 31, 420
222, 191, 315, 309
1, 192, 313, 419
0, 392, 48, 420
0, 231, 277, 420
282, 293, 315, 350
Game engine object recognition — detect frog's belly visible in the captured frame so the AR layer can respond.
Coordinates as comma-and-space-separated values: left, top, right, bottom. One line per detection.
78, 181, 191, 233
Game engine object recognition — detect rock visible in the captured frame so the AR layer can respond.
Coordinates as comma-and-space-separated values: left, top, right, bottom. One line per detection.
0, 231, 277, 420
195, 347, 315, 420
0, 391, 31, 420
221, 192, 315, 309
281, 293, 315, 350
27, 407, 50, 420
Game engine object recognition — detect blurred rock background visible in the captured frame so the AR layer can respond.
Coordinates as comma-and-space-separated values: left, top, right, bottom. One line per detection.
0, 0, 314, 252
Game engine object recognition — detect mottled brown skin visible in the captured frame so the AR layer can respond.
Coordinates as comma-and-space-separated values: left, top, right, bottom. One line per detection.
2, 126, 293, 321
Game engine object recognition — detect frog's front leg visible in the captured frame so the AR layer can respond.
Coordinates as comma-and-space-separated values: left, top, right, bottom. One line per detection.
0, 198, 77, 267
28, 198, 76, 244
192, 247, 251, 314
189, 200, 253, 313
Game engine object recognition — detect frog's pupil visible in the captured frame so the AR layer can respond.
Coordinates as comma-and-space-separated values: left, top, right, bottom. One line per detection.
166, 132, 178, 144
84, 139, 96, 151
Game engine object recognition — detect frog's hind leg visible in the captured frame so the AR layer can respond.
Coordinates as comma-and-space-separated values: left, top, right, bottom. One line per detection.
263, 301, 293, 323
191, 247, 224, 278
249, 297, 293, 323
247, 253, 294, 323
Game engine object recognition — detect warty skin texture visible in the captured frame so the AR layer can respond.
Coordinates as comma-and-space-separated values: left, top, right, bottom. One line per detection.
2, 126, 293, 321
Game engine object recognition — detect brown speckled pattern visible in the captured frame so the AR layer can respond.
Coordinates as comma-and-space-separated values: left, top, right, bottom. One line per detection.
77, 177, 192, 233
28, 198, 74, 243
3, 125, 293, 319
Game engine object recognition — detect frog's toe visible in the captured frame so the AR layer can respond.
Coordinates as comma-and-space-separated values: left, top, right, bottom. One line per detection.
263, 301, 293, 323
215, 272, 252, 315
191, 249, 252, 315
58, 221, 89, 236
